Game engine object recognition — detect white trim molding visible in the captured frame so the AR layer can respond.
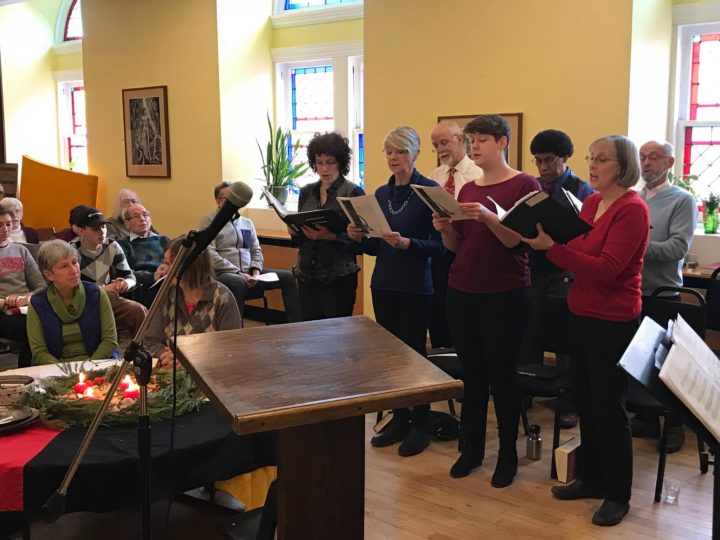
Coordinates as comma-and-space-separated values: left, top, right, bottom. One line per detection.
673, 1, 720, 25
271, 3, 362, 29
271, 40, 362, 63
52, 39, 82, 56
53, 69, 83, 82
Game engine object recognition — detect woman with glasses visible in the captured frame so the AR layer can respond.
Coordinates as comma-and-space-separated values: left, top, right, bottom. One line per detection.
432, 115, 539, 488
522, 135, 648, 527
290, 132, 364, 321
347, 125, 444, 458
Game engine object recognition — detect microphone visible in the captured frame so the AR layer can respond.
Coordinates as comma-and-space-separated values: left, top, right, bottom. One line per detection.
179, 181, 253, 275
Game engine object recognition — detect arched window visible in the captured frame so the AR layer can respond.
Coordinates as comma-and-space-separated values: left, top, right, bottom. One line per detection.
64, 0, 83, 41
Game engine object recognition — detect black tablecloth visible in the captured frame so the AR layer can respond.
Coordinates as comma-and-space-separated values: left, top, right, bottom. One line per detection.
3, 404, 275, 524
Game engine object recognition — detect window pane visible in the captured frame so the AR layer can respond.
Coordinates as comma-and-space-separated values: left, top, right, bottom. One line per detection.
684, 125, 720, 197
291, 66, 334, 133
65, 0, 83, 41
285, 0, 360, 10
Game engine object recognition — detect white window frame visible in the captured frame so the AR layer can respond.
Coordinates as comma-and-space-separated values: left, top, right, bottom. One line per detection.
272, 41, 364, 192
55, 72, 88, 173
670, 3, 720, 188
271, 0, 362, 28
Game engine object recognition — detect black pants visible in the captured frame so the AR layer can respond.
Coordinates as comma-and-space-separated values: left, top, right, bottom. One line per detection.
570, 314, 637, 503
429, 252, 454, 348
446, 286, 529, 454
298, 273, 357, 322
0, 313, 31, 367
372, 289, 433, 425
218, 268, 301, 323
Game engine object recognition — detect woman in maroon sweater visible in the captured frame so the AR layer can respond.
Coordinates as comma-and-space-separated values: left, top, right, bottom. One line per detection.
523, 135, 648, 527
433, 115, 540, 488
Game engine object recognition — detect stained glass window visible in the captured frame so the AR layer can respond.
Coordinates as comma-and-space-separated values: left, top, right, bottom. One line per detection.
64, 0, 83, 41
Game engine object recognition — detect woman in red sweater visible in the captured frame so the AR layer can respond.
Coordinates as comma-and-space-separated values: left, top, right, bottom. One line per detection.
523, 135, 648, 527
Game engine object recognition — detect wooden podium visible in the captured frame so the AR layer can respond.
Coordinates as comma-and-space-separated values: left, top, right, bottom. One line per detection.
175, 316, 463, 539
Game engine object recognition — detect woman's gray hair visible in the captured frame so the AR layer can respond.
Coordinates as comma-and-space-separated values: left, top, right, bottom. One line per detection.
592, 135, 641, 188
112, 188, 140, 217
383, 126, 421, 160
38, 240, 78, 274
0, 197, 22, 213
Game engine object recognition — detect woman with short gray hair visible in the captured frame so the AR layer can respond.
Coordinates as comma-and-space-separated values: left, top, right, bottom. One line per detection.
522, 134, 649, 527
0, 196, 39, 243
27, 240, 117, 364
347, 125, 445, 458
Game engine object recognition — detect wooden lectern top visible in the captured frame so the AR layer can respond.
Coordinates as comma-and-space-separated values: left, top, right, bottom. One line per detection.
175, 316, 463, 435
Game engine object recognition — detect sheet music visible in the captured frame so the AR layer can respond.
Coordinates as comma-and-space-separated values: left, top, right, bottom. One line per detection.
336, 195, 391, 238
659, 314, 720, 442
486, 196, 506, 219
410, 185, 471, 220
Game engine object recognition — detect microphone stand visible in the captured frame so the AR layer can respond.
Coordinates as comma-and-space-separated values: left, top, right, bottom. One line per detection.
42, 232, 199, 540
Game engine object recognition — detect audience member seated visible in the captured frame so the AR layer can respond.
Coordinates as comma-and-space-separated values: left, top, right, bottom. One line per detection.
116, 203, 170, 305
0, 207, 46, 367
201, 181, 301, 323
107, 188, 159, 240
69, 207, 148, 338
0, 197, 39, 244
54, 204, 90, 242
145, 235, 241, 369
27, 240, 118, 365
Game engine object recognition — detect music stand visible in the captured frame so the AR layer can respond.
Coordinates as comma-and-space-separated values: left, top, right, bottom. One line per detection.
618, 316, 719, 538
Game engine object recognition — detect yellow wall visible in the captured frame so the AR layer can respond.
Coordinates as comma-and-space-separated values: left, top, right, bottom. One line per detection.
53, 51, 83, 73
628, 0, 673, 143
0, 1, 59, 169
217, 0, 274, 199
272, 18, 363, 48
362, 0, 635, 313
82, 0, 223, 236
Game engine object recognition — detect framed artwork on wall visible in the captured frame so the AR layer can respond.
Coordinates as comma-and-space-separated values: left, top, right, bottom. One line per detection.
122, 85, 171, 177
436, 113, 523, 169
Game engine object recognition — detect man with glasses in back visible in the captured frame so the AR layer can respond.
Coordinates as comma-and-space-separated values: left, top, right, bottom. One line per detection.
522, 130, 594, 428
632, 140, 698, 453
427, 121, 483, 347
116, 203, 170, 306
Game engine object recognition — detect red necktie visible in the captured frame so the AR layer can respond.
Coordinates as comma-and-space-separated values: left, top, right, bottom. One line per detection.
445, 168, 456, 197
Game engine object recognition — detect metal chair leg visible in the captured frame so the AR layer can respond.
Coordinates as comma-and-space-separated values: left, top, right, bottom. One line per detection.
655, 416, 669, 502
262, 294, 270, 326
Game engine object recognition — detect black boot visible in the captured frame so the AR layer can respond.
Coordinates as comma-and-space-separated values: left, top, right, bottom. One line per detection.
491, 445, 518, 488
450, 449, 483, 478
371, 415, 410, 447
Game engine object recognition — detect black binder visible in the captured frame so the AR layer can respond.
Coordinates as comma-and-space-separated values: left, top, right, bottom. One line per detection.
263, 188, 349, 234
500, 190, 591, 244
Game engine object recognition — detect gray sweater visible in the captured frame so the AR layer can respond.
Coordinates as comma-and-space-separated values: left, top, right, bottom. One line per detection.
640, 185, 697, 296
0, 242, 45, 297
199, 211, 264, 274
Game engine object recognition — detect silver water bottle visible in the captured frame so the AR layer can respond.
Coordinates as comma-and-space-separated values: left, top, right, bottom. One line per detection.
526, 424, 542, 460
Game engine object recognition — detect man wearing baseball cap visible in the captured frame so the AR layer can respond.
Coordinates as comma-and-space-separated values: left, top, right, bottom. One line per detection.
70, 207, 147, 337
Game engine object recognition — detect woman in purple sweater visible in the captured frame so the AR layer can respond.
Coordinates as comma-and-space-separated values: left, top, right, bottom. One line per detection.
433, 115, 540, 487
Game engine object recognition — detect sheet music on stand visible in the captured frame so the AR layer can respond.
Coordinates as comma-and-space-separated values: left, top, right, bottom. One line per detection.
658, 314, 720, 443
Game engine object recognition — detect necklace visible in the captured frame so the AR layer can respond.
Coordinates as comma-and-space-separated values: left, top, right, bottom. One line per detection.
387, 191, 413, 215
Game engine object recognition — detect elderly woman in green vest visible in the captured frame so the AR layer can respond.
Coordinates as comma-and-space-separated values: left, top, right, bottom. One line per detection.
27, 240, 117, 364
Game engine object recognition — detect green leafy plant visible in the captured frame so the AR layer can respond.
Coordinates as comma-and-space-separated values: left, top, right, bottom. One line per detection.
668, 172, 699, 196
256, 113, 308, 190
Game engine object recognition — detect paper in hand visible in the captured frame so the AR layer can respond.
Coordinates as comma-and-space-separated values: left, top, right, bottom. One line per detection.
255, 272, 279, 283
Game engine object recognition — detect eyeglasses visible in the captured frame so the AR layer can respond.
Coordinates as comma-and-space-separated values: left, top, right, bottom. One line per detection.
533, 155, 560, 167
315, 159, 338, 168
639, 153, 670, 162
584, 155, 619, 164
382, 149, 409, 156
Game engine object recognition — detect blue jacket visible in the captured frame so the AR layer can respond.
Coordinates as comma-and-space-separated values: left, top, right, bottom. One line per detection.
359, 170, 445, 294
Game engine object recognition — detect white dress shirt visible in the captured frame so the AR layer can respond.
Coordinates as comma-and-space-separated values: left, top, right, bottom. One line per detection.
428, 155, 484, 199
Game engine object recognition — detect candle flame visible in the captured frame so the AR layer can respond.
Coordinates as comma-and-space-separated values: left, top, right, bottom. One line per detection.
83, 386, 95, 398
79, 373, 85, 383
123, 374, 132, 384
127, 381, 137, 392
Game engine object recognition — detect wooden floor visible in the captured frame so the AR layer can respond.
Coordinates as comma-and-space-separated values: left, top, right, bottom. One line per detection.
364, 400, 715, 540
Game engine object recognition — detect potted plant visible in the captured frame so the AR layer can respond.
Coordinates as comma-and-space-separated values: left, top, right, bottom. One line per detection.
256, 113, 308, 205
704, 193, 719, 234
668, 172, 698, 196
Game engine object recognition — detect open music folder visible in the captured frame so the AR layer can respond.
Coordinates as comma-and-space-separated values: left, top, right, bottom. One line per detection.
492, 188, 591, 244
263, 187, 349, 234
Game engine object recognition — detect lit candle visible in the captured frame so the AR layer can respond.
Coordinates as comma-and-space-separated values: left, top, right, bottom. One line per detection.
83, 386, 98, 400
119, 374, 132, 391
122, 381, 139, 400
73, 373, 88, 395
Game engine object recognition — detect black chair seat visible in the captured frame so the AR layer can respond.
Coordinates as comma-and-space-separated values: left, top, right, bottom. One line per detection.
516, 363, 571, 397
626, 378, 664, 414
